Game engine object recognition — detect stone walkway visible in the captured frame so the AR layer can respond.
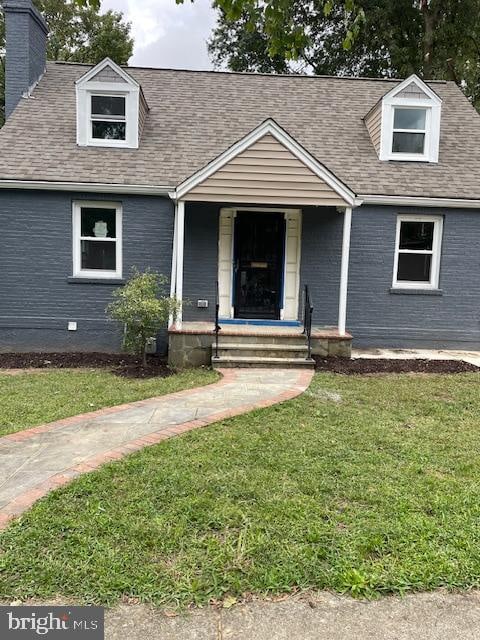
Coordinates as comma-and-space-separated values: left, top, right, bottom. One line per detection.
0, 368, 313, 529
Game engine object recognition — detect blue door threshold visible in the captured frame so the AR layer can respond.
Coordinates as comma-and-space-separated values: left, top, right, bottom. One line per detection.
219, 318, 302, 327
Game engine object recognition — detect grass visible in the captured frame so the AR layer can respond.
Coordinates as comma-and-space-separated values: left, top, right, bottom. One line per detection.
0, 368, 218, 437
1, 371, 480, 606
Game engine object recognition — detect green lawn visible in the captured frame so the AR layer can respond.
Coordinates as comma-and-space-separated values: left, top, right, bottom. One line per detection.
1, 372, 480, 606
0, 368, 218, 437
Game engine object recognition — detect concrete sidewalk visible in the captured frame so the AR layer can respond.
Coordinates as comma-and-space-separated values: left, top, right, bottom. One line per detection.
352, 347, 480, 367
0, 368, 312, 528
105, 591, 480, 640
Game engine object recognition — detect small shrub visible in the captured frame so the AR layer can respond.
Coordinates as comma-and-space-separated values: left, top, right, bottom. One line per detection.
106, 269, 179, 366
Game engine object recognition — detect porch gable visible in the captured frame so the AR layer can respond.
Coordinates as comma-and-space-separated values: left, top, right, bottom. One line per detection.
176, 119, 355, 207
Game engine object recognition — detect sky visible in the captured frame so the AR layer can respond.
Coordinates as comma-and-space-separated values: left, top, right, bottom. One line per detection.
102, 0, 218, 70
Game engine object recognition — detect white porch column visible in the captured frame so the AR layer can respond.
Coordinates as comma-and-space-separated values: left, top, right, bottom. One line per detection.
338, 206, 352, 336
169, 202, 179, 327
174, 200, 185, 328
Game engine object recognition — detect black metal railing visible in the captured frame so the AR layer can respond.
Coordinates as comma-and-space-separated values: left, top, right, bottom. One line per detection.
214, 280, 221, 358
303, 285, 314, 359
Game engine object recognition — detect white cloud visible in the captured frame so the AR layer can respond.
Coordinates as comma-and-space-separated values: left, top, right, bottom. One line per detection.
101, 0, 217, 70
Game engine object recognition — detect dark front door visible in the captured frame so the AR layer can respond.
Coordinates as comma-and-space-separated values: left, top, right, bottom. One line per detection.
234, 212, 285, 319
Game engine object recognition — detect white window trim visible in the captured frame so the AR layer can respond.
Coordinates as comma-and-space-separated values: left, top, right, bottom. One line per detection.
72, 201, 123, 279
76, 80, 140, 149
392, 214, 443, 290
379, 75, 441, 163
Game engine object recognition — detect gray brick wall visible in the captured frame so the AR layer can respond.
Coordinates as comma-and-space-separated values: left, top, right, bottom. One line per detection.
3, 0, 48, 119
300, 206, 343, 326
183, 202, 219, 322
348, 205, 480, 349
2, 194, 478, 354
0, 190, 174, 352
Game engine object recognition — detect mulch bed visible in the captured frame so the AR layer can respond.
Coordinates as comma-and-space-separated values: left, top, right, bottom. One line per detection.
1, 353, 477, 378
0, 353, 171, 379
315, 356, 478, 375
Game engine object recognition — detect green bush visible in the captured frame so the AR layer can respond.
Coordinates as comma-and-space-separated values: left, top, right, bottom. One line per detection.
106, 269, 179, 366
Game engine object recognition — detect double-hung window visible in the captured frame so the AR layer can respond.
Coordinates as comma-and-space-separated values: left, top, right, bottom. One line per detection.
392, 108, 427, 156
90, 95, 127, 142
393, 215, 443, 290
378, 77, 441, 163
73, 201, 122, 279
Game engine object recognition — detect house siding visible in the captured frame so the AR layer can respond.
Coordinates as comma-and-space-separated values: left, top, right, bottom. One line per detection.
364, 103, 382, 156
183, 135, 347, 207
0, 190, 174, 352
347, 205, 480, 349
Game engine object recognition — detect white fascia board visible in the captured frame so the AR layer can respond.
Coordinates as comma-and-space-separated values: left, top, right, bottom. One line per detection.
175, 118, 356, 206
358, 194, 480, 209
75, 57, 139, 88
0, 180, 174, 196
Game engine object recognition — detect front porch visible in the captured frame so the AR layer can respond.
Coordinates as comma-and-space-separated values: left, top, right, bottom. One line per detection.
168, 198, 354, 367
168, 322, 352, 368
167, 119, 356, 368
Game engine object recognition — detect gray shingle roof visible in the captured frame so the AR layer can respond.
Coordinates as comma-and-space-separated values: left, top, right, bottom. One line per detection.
1, 61, 480, 199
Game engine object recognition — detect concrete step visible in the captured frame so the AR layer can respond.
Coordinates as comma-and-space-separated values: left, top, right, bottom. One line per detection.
215, 333, 307, 347
211, 355, 315, 369
215, 343, 309, 359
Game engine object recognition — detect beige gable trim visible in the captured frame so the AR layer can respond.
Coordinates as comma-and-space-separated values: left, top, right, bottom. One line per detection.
182, 134, 348, 206
365, 102, 382, 156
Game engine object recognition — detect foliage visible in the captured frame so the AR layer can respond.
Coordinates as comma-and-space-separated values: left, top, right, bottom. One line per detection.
2, 372, 480, 605
37, 0, 133, 65
106, 269, 179, 366
0, 368, 218, 438
207, 0, 480, 109
0, 0, 133, 127
0, 10, 4, 126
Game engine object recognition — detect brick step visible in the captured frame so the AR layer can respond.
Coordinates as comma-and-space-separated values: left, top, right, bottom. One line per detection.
214, 343, 309, 359
211, 355, 315, 369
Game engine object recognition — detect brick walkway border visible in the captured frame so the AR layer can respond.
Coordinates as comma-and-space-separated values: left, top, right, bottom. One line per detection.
0, 368, 313, 530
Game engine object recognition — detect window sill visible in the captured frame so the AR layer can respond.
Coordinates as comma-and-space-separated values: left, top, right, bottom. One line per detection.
389, 287, 443, 296
67, 277, 125, 286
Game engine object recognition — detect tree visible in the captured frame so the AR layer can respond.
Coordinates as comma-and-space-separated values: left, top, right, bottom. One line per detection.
0, 0, 133, 126
209, 1, 398, 77
106, 269, 180, 367
0, 10, 4, 125
37, 0, 133, 65
207, 0, 480, 108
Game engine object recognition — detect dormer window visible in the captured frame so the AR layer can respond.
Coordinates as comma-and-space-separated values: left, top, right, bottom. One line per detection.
75, 58, 149, 149
90, 95, 126, 142
365, 75, 442, 164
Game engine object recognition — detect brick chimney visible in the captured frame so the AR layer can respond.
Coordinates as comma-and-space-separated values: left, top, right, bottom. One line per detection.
3, 0, 48, 119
